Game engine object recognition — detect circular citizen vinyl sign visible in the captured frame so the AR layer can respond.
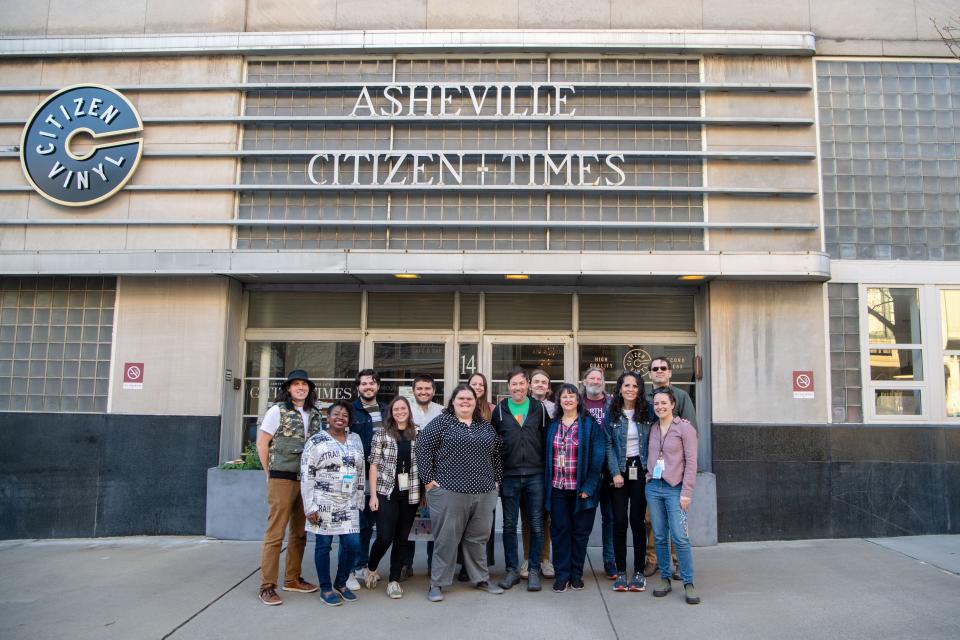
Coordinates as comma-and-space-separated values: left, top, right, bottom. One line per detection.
20, 84, 143, 207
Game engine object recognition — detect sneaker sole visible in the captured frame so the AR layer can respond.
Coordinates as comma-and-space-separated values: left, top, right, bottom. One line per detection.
259, 596, 282, 606
552, 586, 568, 593
629, 587, 647, 592
686, 597, 700, 604
320, 595, 343, 607
282, 585, 318, 593
653, 589, 672, 597
570, 583, 584, 591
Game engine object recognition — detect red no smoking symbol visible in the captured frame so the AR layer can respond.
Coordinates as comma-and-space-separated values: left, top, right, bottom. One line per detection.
792, 370, 814, 393
124, 362, 144, 383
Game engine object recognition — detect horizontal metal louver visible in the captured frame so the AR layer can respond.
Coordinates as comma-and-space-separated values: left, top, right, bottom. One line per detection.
459, 293, 480, 330
247, 292, 361, 328
578, 294, 695, 332
367, 292, 454, 329
485, 294, 572, 330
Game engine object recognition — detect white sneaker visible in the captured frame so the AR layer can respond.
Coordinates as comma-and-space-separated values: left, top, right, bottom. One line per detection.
354, 567, 369, 589
541, 560, 555, 578
364, 569, 380, 590
345, 571, 361, 591
386, 581, 403, 599
519, 559, 529, 579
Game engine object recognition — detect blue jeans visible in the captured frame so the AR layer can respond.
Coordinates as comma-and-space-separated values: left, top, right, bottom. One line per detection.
342, 498, 372, 572
316, 532, 360, 592
599, 480, 615, 566
645, 479, 694, 584
549, 489, 596, 586
500, 474, 544, 572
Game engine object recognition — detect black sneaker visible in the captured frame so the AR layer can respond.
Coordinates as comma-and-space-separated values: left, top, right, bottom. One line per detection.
570, 576, 585, 590
552, 580, 569, 593
457, 566, 470, 582
398, 564, 412, 583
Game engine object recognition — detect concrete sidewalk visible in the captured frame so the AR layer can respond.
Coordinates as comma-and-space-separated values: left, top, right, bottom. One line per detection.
1, 535, 958, 640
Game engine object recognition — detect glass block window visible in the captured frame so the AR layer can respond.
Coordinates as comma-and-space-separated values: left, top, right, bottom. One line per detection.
817, 60, 960, 261
828, 283, 863, 423
0, 277, 115, 413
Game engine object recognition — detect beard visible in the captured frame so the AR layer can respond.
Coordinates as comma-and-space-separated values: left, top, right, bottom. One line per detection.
584, 383, 604, 396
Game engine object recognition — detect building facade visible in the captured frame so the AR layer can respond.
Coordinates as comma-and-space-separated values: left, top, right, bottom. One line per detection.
0, 1, 957, 541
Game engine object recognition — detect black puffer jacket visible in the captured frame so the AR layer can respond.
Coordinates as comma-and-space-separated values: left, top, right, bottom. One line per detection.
491, 397, 547, 476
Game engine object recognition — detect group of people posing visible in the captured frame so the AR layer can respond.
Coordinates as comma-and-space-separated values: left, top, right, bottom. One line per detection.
255, 359, 700, 609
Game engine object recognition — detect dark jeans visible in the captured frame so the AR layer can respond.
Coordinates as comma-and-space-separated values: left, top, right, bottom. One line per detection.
549, 489, 596, 586
500, 473, 545, 572
599, 477, 615, 566
611, 457, 647, 574
315, 532, 360, 592
368, 488, 418, 582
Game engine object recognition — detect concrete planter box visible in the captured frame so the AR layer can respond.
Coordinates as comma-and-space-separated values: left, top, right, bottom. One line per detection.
205, 468, 268, 541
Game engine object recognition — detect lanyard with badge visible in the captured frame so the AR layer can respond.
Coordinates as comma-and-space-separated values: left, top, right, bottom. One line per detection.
652, 422, 670, 480
396, 439, 410, 491
331, 437, 356, 494
556, 418, 577, 469
627, 414, 640, 480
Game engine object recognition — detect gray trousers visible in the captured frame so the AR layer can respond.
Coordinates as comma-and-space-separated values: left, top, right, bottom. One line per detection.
427, 487, 498, 587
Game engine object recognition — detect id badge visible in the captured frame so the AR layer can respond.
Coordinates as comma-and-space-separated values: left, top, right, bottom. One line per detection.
397, 472, 409, 491
557, 452, 565, 469
652, 457, 665, 480
341, 472, 356, 494
628, 466, 638, 481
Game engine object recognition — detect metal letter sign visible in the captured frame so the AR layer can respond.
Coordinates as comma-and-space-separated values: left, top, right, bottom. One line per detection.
20, 84, 143, 207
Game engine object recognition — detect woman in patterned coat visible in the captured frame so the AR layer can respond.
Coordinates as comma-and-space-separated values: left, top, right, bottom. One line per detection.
301, 400, 366, 606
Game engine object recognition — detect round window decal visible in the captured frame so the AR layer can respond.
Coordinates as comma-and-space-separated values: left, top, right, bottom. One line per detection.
20, 84, 143, 207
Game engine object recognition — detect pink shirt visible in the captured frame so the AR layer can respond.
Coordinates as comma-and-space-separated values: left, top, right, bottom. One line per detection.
646, 417, 697, 498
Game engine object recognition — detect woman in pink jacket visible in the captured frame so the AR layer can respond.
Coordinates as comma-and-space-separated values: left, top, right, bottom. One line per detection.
645, 387, 700, 605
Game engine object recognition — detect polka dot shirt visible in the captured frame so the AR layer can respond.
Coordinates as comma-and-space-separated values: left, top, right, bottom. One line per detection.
414, 411, 503, 494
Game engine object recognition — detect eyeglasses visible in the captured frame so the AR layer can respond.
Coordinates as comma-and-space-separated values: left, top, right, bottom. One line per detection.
650, 366, 669, 372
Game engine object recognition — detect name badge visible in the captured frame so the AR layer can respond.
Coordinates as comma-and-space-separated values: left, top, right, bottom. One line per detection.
397, 472, 409, 491
628, 466, 638, 481
341, 473, 356, 493
652, 457, 665, 480
557, 452, 565, 469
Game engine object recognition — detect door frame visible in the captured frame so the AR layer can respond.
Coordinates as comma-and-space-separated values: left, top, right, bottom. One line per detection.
362, 331, 457, 398
481, 334, 575, 400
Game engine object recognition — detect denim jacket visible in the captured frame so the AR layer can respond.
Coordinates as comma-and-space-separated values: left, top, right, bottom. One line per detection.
604, 401, 653, 477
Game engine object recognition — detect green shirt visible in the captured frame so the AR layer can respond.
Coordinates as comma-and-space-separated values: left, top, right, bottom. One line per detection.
507, 397, 530, 426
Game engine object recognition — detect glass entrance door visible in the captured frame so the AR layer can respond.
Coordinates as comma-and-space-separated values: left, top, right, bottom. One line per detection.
367, 336, 452, 405
482, 336, 573, 403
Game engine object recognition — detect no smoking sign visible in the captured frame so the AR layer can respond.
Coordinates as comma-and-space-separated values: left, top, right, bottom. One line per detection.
123, 362, 144, 390
792, 370, 814, 399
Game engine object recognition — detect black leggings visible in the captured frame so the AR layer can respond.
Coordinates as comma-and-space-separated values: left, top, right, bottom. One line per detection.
611, 457, 647, 574
367, 487, 418, 582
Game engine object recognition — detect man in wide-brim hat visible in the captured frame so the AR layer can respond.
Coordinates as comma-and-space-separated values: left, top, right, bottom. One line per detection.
255, 369, 324, 605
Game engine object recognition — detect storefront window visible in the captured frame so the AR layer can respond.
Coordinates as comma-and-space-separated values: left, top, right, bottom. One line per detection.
491, 343, 565, 402
242, 341, 359, 443
942, 290, 960, 418
579, 344, 696, 404
371, 342, 445, 404
865, 287, 924, 418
